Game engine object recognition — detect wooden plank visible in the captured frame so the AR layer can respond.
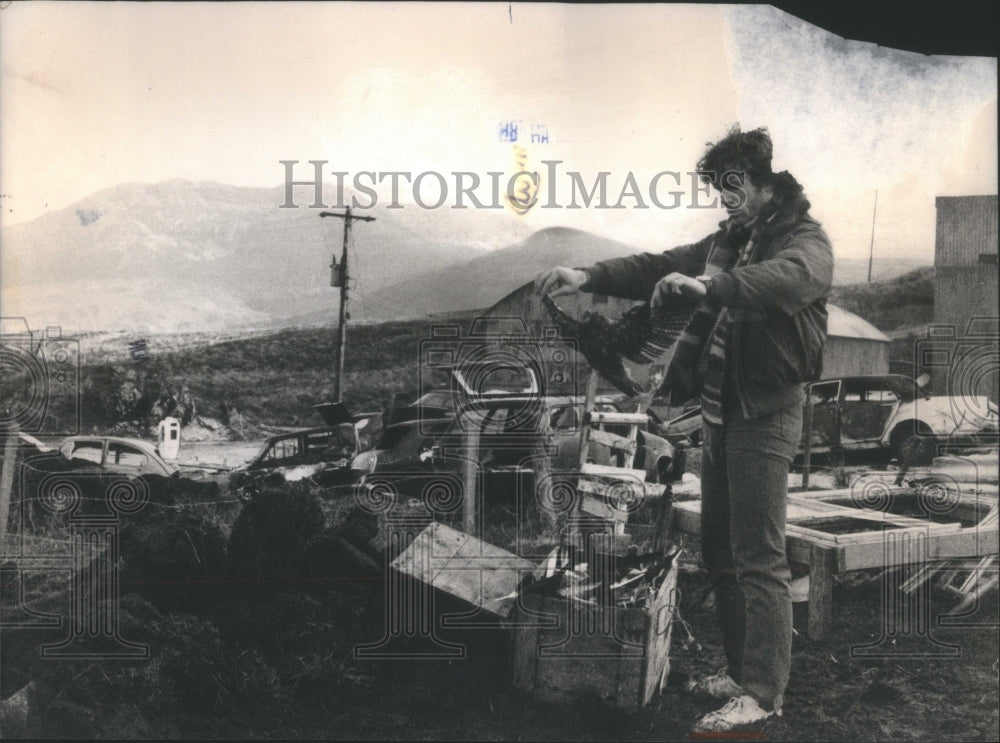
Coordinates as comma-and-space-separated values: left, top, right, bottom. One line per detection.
672, 500, 825, 565
577, 371, 599, 471
801, 396, 814, 490
587, 428, 637, 453
514, 567, 677, 710
0, 430, 19, 551
787, 519, 962, 548
576, 478, 644, 497
448, 531, 536, 609
621, 403, 641, 471
785, 524, 841, 546
588, 411, 649, 426
808, 545, 836, 640
580, 494, 630, 523
788, 501, 957, 528
461, 424, 479, 536
788, 487, 858, 500
580, 463, 646, 481
840, 526, 999, 571
578, 478, 663, 499
515, 592, 662, 710
642, 561, 678, 704
831, 523, 961, 545
390, 522, 534, 618
391, 520, 465, 586
785, 500, 845, 521
788, 510, 942, 531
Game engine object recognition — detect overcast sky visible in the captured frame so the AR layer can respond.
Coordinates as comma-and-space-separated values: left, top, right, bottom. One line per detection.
1, 2, 996, 260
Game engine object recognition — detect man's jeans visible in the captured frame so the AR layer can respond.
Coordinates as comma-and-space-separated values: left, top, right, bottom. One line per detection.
700, 401, 803, 711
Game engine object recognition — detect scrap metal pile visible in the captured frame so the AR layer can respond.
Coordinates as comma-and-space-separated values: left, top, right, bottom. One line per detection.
504, 542, 683, 611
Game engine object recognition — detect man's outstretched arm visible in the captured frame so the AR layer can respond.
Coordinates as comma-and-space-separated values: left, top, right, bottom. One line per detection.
534, 235, 714, 301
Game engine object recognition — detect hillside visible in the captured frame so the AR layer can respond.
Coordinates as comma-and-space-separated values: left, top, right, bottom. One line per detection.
358, 226, 646, 319
1, 180, 530, 332
828, 266, 934, 332
361, 227, 930, 319
73, 265, 937, 435
77, 317, 454, 432
3, 178, 932, 331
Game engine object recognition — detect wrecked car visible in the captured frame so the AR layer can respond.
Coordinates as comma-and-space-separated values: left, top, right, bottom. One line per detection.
804, 375, 998, 464
229, 423, 367, 496
665, 375, 999, 466
350, 395, 679, 504
663, 406, 703, 448
57, 435, 182, 478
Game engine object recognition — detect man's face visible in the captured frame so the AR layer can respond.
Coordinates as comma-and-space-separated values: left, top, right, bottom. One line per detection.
718, 171, 773, 227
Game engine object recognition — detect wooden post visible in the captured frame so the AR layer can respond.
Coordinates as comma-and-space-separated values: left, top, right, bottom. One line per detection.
801, 394, 813, 491
807, 545, 835, 639
0, 428, 18, 551
577, 371, 599, 471
319, 209, 375, 402
461, 415, 480, 537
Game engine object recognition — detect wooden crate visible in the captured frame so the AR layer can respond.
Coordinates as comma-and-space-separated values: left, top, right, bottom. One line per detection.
390, 521, 536, 619
511, 559, 678, 709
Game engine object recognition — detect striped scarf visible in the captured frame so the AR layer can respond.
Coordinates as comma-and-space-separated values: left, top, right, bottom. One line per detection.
661, 219, 767, 423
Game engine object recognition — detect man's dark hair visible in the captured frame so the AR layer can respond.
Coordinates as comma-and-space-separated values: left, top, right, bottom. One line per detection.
697, 125, 774, 188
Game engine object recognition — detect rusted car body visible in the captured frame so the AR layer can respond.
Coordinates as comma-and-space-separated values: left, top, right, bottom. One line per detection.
59, 435, 180, 477
229, 424, 364, 495
350, 395, 678, 501
665, 375, 999, 465
805, 375, 998, 464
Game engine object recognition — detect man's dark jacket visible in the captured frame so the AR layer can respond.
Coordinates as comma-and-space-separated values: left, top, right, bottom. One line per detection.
583, 176, 834, 419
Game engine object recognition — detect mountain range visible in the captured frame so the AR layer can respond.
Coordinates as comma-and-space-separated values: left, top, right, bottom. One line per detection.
1, 180, 928, 333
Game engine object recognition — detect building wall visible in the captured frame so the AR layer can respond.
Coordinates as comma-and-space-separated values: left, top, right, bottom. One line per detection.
934, 195, 998, 268
932, 195, 999, 401
934, 266, 1000, 331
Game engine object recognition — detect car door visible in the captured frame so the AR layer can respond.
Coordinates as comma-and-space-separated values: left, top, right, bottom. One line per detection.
65, 439, 106, 467
253, 435, 303, 471
839, 379, 888, 446
105, 441, 163, 476
804, 380, 841, 450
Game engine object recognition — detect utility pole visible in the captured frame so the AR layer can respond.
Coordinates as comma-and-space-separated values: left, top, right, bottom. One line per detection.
320, 208, 375, 401
867, 190, 878, 283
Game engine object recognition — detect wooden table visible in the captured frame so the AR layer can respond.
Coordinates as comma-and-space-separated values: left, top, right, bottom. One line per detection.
671, 488, 999, 638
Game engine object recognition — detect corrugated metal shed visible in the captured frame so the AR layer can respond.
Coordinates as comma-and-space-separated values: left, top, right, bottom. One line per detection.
823, 305, 890, 378
935, 195, 998, 267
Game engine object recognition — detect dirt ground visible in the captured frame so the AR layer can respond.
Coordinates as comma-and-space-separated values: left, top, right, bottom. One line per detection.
269, 543, 1000, 742
1, 466, 997, 741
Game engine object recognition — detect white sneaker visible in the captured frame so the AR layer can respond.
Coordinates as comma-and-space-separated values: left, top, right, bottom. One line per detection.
693, 694, 780, 732
684, 669, 743, 699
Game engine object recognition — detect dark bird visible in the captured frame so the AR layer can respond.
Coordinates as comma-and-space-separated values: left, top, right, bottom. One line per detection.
542, 293, 697, 397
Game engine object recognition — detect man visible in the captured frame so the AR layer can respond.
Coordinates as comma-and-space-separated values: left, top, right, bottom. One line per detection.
535, 126, 833, 732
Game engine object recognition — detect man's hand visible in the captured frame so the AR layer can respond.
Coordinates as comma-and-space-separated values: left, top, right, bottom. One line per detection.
535, 267, 589, 297
651, 272, 707, 310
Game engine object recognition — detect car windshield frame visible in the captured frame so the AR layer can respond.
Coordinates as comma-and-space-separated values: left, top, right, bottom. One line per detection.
839, 375, 920, 403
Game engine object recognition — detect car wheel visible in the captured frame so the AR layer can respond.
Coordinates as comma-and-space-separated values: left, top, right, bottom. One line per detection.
893, 424, 936, 466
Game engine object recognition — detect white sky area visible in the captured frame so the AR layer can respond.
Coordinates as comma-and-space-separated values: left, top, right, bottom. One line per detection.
1, 2, 996, 260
